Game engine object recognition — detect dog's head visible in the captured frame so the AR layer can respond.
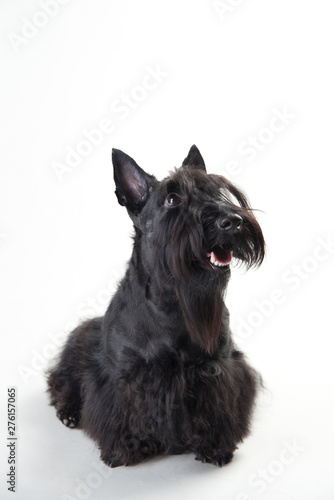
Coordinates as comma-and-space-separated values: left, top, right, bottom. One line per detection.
112, 145, 265, 353
112, 145, 264, 275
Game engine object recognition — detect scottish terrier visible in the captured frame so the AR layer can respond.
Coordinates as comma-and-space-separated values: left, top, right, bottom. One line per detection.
47, 145, 265, 467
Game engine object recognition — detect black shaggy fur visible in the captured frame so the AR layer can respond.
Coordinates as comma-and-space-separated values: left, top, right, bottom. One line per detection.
47, 145, 265, 468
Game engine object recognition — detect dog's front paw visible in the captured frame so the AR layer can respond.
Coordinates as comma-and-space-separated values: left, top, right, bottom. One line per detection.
195, 450, 234, 467
56, 408, 80, 429
101, 455, 124, 468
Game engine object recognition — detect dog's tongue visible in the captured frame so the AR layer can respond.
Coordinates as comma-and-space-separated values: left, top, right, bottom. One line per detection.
206, 249, 232, 267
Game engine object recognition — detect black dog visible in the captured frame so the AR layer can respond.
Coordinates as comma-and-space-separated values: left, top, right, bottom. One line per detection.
47, 145, 265, 468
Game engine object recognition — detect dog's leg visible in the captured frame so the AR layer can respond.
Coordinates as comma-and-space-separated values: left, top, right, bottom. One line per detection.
47, 367, 82, 428
100, 436, 161, 468
47, 317, 103, 429
192, 424, 237, 467
195, 449, 234, 467
190, 350, 259, 466
95, 384, 168, 468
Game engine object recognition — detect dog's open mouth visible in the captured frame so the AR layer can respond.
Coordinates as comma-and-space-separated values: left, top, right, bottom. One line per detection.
206, 247, 232, 268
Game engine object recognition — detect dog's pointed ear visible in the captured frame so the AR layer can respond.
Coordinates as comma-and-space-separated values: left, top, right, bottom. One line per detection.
112, 149, 153, 213
182, 145, 206, 172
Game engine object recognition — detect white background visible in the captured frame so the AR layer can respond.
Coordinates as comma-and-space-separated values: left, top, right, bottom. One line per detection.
1, 1, 334, 499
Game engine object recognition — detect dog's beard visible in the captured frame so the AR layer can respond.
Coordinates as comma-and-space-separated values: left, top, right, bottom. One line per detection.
150, 204, 264, 354
150, 213, 228, 354
174, 271, 229, 354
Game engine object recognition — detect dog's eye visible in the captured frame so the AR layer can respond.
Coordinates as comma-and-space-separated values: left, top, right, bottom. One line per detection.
165, 193, 182, 207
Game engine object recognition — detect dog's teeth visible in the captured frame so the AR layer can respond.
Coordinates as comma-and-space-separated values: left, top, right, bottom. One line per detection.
210, 251, 231, 268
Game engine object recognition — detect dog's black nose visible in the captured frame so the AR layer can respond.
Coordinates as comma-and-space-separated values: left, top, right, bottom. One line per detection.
218, 214, 243, 233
